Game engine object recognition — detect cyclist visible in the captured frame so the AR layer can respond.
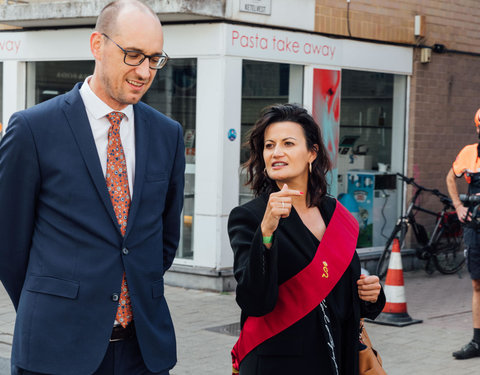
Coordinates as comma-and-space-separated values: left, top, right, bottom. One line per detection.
446, 108, 480, 359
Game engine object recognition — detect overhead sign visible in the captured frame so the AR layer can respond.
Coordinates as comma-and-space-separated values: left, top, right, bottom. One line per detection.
226, 24, 342, 65
239, 0, 271, 15
0, 29, 91, 60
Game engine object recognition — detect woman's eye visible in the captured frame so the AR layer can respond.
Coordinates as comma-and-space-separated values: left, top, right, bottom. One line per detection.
285, 141, 294, 146
265, 143, 273, 149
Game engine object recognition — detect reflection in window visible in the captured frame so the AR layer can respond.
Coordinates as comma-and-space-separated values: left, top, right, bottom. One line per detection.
239, 60, 303, 205
26, 59, 197, 260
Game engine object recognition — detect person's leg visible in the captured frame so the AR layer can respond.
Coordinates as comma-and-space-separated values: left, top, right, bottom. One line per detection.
453, 236, 480, 359
473, 279, 480, 330
113, 335, 170, 375
94, 326, 170, 375
92, 339, 115, 375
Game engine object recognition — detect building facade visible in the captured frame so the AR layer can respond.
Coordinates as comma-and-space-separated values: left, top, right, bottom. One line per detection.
0, 0, 477, 290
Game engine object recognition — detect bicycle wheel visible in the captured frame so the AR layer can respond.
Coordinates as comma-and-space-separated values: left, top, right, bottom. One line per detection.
376, 223, 405, 280
433, 227, 465, 274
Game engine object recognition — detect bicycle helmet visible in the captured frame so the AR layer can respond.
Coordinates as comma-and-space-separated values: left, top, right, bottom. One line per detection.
475, 109, 480, 128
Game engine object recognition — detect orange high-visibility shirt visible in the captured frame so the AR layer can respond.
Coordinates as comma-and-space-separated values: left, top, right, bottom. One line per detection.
452, 143, 480, 183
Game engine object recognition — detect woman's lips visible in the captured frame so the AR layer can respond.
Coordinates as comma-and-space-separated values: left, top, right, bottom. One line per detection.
271, 162, 288, 169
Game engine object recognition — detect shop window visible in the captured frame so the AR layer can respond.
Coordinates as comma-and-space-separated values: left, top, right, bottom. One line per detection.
239, 60, 303, 205
338, 70, 406, 248
26, 61, 94, 107
144, 58, 197, 259
26, 59, 197, 259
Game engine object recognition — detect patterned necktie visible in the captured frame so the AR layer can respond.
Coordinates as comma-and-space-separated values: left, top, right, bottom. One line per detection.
106, 111, 132, 328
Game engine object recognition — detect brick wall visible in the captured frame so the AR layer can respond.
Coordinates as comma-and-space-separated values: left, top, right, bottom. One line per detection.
315, 0, 480, 52
409, 51, 480, 202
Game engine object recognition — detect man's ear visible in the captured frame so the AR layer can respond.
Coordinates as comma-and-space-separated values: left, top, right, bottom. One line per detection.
90, 32, 103, 60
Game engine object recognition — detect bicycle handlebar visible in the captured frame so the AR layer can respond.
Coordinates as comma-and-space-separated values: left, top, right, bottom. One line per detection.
460, 194, 480, 203
396, 173, 453, 207
460, 194, 480, 228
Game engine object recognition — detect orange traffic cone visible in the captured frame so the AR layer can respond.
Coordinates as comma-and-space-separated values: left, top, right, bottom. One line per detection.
369, 238, 422, 327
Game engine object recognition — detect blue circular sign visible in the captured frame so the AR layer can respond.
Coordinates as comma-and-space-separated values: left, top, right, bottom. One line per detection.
228, 128, 237, 141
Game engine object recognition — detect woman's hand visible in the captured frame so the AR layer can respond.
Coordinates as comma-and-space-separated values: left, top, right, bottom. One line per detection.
357, 274, 381, 303
261, 184, 303, 245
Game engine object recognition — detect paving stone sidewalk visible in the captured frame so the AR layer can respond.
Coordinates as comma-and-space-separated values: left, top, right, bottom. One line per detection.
0, 267, 478, 374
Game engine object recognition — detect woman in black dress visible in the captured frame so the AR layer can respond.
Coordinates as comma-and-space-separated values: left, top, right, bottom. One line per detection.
228, 103, 385, 374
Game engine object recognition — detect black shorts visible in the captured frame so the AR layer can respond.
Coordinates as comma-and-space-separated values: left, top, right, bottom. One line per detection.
464, 226, 480, 280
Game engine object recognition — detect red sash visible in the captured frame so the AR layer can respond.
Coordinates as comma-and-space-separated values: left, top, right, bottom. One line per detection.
231, 202, 358, 373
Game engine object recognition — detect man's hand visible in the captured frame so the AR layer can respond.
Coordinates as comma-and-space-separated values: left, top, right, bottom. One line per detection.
446, 168, 470, 222
455, 204, 470, 223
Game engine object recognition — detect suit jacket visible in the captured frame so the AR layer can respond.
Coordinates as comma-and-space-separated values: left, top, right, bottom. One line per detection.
228, 194, 385, 375
0, 83, 185, 374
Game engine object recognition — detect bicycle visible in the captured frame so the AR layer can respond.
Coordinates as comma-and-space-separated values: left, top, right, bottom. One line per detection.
376, 173, 465, 279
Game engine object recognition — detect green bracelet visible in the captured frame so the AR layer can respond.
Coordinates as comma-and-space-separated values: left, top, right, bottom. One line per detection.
262, 235, 273, 244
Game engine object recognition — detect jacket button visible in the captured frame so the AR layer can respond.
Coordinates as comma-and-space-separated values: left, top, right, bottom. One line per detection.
122, 247, 129, 255
111, 293, 119, 302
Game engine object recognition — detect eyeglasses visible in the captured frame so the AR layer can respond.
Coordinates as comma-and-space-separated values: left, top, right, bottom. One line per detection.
102, 33, 169, 70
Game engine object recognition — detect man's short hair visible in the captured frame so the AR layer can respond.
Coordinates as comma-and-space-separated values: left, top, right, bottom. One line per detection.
95, 0, 158, 36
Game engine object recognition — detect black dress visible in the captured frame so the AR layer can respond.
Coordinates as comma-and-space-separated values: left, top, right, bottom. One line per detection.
228, 194, 386, 375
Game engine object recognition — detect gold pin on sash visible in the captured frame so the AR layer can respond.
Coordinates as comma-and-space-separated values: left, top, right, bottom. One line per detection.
322, 261, 329, 278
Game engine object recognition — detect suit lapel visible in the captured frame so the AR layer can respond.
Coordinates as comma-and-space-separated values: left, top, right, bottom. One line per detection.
124, 104, 150, 238
62, 84, 120, 234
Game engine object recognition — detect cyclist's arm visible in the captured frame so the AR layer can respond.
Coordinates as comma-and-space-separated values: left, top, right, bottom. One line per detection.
446, 168, 468, 222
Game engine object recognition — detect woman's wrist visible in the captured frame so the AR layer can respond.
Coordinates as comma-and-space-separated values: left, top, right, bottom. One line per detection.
261, 223, 273, 239
262, 235, 273, 244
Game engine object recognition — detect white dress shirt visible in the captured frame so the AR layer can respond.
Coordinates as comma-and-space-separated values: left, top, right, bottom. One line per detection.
79, 76, 135, 196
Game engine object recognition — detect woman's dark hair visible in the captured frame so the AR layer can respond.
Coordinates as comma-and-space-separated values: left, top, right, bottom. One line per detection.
244, 103, 332, 207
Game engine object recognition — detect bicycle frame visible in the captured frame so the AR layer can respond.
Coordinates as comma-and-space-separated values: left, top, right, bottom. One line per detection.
399, 188, 449, 249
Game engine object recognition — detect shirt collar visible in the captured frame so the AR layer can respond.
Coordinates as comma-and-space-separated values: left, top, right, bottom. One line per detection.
80, 76, 133, 121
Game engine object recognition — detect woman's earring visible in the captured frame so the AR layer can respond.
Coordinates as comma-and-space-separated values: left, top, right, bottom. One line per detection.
309, 162, 312, 174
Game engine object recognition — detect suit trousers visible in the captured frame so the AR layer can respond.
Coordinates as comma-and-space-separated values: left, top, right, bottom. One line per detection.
12, 334, 170, 375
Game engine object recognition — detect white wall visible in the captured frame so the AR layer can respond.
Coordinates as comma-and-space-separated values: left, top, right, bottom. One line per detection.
193, 56, 242, 269
226, 0, 316, 32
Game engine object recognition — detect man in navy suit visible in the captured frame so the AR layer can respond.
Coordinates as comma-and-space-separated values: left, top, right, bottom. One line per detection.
0, 1, 184, 374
